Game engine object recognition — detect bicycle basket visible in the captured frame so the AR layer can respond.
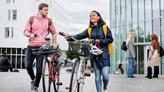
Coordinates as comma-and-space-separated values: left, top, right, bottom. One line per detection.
68, 41, 90, 57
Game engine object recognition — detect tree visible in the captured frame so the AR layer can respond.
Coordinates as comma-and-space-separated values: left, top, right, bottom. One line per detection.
65, 50, 77, 60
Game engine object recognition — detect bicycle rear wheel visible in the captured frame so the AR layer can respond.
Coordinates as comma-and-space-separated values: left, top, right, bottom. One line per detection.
42, 58, 50, 92
69, 58, 82, 92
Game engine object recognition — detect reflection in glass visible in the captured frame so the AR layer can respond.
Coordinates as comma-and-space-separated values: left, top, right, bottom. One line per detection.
161, 18, 164, 74
111, 0, 116, 27
138, 0, 144, 21
121, 0, 126, 25
138, 22, 145, 42
132, 0, 138, 22
153, 19, 160, 36
145, 0, 152, 19
138, 45, 144, 74
161, 0, 164, 16
152, 0, 159, 18
145, 21, 152, 42
116, 0, 120, 26
126, 0, 132, 23
133, 23, 138, 43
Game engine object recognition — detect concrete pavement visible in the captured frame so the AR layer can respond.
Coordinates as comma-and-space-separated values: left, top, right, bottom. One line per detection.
0, 68, 164, 92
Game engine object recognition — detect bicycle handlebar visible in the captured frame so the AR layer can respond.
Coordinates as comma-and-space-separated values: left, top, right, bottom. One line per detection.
58, 32, 94, 43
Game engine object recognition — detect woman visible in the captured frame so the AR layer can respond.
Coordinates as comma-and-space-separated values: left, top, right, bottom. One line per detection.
65, 11, 113, 92
126, 31, 136, 78
146, 34, 160, 79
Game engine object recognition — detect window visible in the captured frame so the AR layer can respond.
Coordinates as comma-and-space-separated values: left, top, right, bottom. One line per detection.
145, 0, 152, 19
160, 0, 164, 16
5, 27, 10, 38
4, 27, 14, 38
6, 0, 11, 3
152, 0, 159, 18
8, 10, 10, 20
12, 10, 17, 20
11, 27, 14, 38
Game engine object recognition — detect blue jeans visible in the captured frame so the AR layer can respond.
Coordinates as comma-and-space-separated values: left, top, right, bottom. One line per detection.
127, 58, 135, 78
93, 61, 110, 92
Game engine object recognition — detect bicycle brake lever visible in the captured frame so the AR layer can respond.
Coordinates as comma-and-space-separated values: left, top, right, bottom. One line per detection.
34, 34, 38, 37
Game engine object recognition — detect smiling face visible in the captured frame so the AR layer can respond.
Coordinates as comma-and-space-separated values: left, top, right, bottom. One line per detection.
90, 11, 100, 25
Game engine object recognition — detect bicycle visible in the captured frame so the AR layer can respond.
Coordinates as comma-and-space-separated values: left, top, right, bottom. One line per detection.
32, 34, 62, 92
59, 32, 92, 92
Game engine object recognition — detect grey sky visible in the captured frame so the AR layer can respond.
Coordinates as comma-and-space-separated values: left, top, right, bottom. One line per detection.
56, 0, 110, 34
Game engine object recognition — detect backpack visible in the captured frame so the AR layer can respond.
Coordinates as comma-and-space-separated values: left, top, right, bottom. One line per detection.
29, 16, 52, 33
160, 46, 164, 57
87, 25, 113, 55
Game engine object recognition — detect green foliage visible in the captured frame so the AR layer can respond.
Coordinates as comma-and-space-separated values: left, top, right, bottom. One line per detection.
65, 50, 77, 60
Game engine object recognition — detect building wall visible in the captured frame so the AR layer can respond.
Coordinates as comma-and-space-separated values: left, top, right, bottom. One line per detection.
110, 0, 164, 74
0, 0, 69, 69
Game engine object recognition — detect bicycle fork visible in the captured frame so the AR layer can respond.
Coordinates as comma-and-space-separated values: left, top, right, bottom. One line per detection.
77, 59, 85, 84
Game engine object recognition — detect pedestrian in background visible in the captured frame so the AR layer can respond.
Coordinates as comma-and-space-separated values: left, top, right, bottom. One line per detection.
64, 10, 113, 92
0, 53, 13, 72
145, 34, 160, 79
126, 31, 136, 78
23, 3, 57, 92
115, 63, 124, 74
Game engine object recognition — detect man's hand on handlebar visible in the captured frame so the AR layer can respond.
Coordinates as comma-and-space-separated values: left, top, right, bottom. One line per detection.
29, 34, 37, 39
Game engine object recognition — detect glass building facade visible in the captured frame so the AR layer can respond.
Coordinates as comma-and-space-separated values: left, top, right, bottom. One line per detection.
110, 0, 164, 74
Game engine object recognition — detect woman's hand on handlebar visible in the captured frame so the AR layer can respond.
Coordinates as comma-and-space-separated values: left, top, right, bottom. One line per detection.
64, 35, 71, 40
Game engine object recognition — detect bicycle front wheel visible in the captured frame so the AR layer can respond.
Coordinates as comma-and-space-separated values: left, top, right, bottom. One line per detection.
69, 58, 82, 92
53, 60, 61, 92
42, 58, 51, 92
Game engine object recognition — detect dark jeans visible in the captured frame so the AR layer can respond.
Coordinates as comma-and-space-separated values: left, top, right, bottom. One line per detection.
0, 66, 13, 72
25, 46, 44, 87
147, 66, 159, 78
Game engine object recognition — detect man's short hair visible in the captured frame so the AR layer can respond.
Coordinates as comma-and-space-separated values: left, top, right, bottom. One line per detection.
38, 3, 48, 10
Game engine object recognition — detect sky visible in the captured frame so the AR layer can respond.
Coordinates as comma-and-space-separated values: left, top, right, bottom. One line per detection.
56, 0, 109, 34
55, 0, 110, 50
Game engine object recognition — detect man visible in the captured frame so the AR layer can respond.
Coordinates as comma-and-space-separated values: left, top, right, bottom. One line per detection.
23, 3, 57, 92
0, 53, 13, 72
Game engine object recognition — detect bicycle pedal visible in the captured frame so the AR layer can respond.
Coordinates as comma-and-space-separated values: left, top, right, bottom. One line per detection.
56, 82, 62, 85
84, 73, 91, 77
65, 87, 70, 90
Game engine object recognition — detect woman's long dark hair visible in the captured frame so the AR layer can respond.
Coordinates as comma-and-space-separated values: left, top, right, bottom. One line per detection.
89, 10, 106, 27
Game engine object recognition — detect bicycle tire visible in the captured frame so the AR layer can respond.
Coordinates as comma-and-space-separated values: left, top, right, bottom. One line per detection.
69, 58, 81, 92
53, 59, 60, 92
42, 58, 50, 92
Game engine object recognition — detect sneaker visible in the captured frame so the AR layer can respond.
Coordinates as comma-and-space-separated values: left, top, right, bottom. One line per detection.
30, 79, 35, 90
32, 86, 38, 92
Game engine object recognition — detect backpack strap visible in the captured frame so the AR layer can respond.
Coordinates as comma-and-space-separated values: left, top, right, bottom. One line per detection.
29, 16, 52, 34
29, 16, 34, 33
47, 18, 52, 34
102, 24, 113, 55
102, 25, 107, 37
88, 25, 107, 38
88, 27, 92, 38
